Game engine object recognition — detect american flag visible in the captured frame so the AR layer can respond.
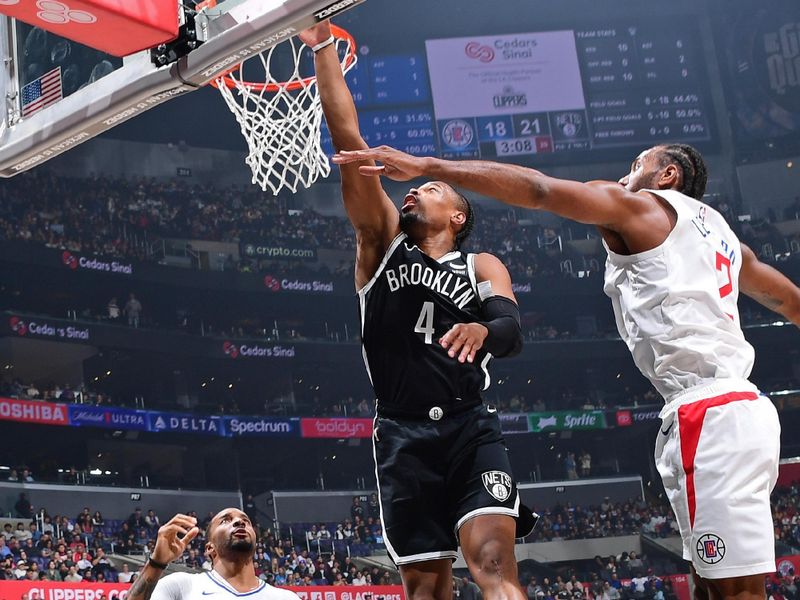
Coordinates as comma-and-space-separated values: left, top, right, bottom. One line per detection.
21, 67, 63, 117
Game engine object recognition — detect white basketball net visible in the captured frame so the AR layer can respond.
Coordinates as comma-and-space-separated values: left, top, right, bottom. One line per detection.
214, 35, 356, 195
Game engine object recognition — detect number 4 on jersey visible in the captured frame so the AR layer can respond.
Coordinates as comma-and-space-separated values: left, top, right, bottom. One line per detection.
414, 301, 435, 344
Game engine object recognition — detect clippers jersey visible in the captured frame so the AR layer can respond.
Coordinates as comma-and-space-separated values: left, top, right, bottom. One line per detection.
358, 233, 492, 416
150, 570, 300, 600
603, 189, 756, 402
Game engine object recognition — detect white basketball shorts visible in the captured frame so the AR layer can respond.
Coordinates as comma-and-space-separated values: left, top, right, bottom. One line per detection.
655, 387, 780, 579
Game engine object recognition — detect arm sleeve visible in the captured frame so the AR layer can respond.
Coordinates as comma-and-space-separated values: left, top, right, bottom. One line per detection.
478, 295, 523, 358
150, 572, 192, 600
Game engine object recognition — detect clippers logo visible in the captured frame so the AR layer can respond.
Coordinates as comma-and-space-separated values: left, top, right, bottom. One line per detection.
263, 275, 281, 292
223, 341, 239, 359
442, 119, 474, 149
62, 251, 78, 270
9, 317, 27, 336
696, 533, 726, 564
482, 470, 512, 502
493, 86, 528, 108
36, 0, 97, 24
465, 42, 495, 63
779, 559, 796, 577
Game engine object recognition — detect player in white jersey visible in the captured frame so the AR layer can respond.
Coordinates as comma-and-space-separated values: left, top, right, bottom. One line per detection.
127, 509, 298, 600
332, 143, 800, 600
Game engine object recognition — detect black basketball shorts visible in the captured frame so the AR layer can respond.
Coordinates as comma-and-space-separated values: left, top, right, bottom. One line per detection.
372, 403, 520, 565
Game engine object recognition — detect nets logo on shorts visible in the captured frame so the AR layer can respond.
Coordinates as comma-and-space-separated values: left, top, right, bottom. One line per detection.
482, 470, 512, 502
696, 533, 726, 564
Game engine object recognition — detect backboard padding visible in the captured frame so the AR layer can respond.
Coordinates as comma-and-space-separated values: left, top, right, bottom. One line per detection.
0, 0, 367, 176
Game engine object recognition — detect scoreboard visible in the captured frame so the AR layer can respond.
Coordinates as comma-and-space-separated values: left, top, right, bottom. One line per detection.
321, 16, 714, 164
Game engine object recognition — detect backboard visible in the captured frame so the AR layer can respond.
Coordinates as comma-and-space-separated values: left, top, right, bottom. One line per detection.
0, 0, 367, 176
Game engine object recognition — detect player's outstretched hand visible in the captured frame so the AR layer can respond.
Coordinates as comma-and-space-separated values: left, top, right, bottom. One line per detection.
332, 146, 426, 181
298, 19, 332, 48
150, 514, 200, 566
439, 323, 489, 364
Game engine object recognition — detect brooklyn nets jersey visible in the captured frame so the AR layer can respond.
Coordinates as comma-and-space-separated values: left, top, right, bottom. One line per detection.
358, 233, 492, 417
603, 189, 756, 402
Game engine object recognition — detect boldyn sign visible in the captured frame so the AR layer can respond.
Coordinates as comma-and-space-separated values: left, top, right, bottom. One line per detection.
300, 418, 373, 439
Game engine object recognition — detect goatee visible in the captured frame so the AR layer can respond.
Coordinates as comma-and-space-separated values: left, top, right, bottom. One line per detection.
399, 211, 422, 235
227, 538, 254, 555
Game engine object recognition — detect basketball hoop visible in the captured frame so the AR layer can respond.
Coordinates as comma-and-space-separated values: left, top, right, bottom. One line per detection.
209, 24, 357, 195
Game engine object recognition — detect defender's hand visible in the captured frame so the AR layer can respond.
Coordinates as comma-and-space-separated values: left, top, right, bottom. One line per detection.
151, 514, 200, 565
439, 323, 489, 364
332, 146, 426, 181
298, 20, 332, 48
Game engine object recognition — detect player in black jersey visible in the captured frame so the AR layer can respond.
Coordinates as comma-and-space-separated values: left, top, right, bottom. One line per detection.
300, 21, 535, 600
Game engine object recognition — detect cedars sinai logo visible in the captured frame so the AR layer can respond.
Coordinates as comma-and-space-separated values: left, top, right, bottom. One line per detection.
263, 275, 281, 292
9, 317, 27, 336
223, 341, 240, 359
465, 41, 495, 63
61, 251, 78, 270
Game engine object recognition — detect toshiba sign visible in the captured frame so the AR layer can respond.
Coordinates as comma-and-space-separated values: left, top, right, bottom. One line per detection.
0, 397, 69, 425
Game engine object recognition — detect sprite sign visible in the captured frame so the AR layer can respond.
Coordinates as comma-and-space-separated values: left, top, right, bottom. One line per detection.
527, 410, 607, 432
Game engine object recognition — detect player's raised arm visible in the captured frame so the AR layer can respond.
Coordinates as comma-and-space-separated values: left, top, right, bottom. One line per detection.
299, 23, 399, 288
332, 146, 662, 236
739, 243, 800, 327
127, 513, 199, 600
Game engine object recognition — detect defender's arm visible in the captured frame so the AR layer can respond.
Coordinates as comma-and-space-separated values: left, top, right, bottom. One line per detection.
332, 148, 659, 233
739, 243, 800, 326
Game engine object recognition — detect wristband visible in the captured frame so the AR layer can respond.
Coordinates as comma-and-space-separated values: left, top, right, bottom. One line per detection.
311, 36, 335, 53
148, 557, 169, 570
479, 295, 523, 358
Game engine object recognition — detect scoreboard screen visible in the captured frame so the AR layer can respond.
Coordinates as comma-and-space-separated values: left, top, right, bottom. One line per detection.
322, 15, 715, 165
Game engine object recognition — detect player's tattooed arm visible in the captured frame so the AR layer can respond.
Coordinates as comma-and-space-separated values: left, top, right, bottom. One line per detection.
127, 568, 162, 600
740, 243, 800, 327
128, 513, 199, 600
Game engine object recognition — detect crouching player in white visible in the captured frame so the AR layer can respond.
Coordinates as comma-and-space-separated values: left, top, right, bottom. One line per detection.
127, 509, 299, 600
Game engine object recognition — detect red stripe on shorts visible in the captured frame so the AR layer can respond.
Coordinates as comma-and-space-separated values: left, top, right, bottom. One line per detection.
677, 390, 759, 528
